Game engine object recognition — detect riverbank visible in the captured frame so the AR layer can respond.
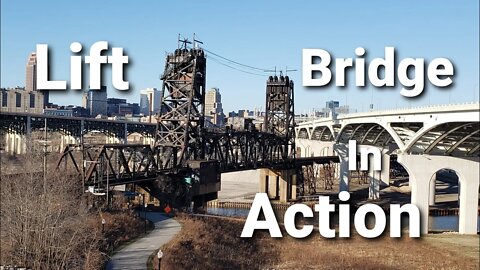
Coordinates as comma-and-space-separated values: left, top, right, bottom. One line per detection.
159, 215, 479, 269
216, 172, 479, 218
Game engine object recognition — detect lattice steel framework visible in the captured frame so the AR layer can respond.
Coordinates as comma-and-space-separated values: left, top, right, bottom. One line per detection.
264, 75, 295, 159
53, 40, 336, 205
203, 128, 292, 172
57, 144, 160, 186
156, 46, 206, 169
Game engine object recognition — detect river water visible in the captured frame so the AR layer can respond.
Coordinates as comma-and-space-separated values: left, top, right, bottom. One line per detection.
206, 207, 480, 232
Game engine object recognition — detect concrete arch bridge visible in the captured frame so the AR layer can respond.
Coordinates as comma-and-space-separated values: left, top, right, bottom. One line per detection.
295, 103, 479, 234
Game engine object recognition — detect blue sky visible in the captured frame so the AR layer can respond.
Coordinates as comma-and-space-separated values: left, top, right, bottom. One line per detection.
1, 0, 478, 113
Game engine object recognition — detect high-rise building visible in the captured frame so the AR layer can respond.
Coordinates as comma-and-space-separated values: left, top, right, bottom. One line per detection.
25, 53, 36, 92
139, 88, 161, 116
83, 86, 107, 117
205, 88, 224, 126
25, 52, 49, 106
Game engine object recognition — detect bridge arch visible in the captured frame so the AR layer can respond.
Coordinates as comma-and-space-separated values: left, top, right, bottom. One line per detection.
127, 131, 155, 145
403, 121, 479, 157
311, 126, 334, 141
428, 168, 459, 209
397, 154, 479, 234
298, 128, 309, 139
336, 122, 402, 149
127, 123, 156, 138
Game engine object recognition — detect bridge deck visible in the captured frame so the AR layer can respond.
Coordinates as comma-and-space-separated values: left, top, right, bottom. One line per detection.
83, 156, 340, 186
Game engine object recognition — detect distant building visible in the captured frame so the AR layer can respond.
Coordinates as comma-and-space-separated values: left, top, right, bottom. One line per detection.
69, 106, 90, 117
238, 109, 245, 117
227, 116, 253, 131
228, 109, 254, 118
81, 93, 88, 108
83, 86, 107, 117
205, 88, 225, 127
25, 53, 36, 93
43, 108, 73, 117
225, 108, 261, 131
297, 101, 350, 119
140, 88, 161, 116
107, 98, 140, 116
337, 105, 350, 115
120, 102, 140, 116
322, 100, 349, 117
25, 52, 49, 106
0, 87, 45, 114
107, 98, 125, 115
44, 104, 90, 117
325, 100, 339, 109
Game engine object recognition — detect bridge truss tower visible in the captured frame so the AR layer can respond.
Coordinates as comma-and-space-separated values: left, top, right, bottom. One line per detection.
156, 45, 207, 169
55, 39, 311, 207
264, 75, 295, 159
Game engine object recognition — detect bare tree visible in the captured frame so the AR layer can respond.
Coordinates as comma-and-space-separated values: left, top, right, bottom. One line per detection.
0, 146, 102, 269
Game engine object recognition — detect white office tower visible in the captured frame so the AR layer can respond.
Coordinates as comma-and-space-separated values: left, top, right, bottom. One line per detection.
140, 88, 161, 116
205, 88, 225, 127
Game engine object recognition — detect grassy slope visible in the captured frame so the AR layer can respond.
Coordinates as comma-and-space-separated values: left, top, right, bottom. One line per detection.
159, 215, 479, 270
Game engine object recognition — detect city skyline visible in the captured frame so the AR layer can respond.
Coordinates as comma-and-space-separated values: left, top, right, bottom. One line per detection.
1, 1, 478, 113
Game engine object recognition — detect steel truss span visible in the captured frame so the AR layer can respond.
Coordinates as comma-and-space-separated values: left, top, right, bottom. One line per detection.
53, 39, 338, 206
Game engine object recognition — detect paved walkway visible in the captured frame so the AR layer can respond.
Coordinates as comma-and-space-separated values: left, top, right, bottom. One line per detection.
106, 212, 182, 270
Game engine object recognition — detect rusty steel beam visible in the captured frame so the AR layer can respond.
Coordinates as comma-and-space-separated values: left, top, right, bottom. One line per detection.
156, 43, 207, 169
264, 75, 295, 159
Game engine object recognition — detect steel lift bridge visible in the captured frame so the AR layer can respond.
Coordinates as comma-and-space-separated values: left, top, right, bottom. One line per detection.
57, 40, 337, 207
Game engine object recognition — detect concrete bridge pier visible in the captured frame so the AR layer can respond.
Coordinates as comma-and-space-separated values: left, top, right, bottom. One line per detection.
59, 134, 78, 152
106, 135, 122, 144
143, 136, 155, 146
367, 161, 380, 200
429, 174, 436, 206
259, 168, 297, 202
398, 154, 479, 235
259, 169, 270, 198
334, 143, 392, 198
334, 143, 350, 192
367, 149, 390, 200
5, 132, 26, 155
